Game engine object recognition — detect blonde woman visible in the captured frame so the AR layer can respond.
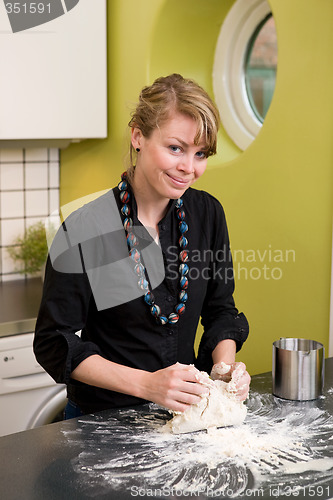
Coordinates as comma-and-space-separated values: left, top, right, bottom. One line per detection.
34, 74, 250, 419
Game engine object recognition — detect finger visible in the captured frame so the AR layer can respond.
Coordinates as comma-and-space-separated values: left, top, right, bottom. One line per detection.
234, 373, 251, 400
210, 362, 232, 380
181, 380, 210, 396
232, 362, 246, 373
166, 387, 207, 411
178, 366, 211, 385
166, 399, 198, 413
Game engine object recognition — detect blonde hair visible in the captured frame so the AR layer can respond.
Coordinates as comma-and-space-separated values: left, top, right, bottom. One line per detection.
127, 74, 220, 178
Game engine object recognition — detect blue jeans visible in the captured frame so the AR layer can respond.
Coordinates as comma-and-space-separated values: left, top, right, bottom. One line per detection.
64, 400, 84, 420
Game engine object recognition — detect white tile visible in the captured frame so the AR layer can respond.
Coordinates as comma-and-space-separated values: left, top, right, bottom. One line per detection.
0, 149, 24, 162
2, 246, 24, 274
1, 218, 25, 246
26, 217, 45, 228
25, 190, 48, 217
49, 189, 60, 213
49, 149, 60, 161
49, 163, 60, 188
25, 163, 48, 189
0, 163, 24, 190
0, 191, 24, 218
25, 148, 48, 162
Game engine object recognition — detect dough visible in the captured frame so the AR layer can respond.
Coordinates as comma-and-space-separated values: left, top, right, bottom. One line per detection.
168, 365, 247, 434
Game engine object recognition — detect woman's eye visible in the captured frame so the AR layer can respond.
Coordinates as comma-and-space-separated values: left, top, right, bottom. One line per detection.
169, 145, 182, 153
196, 151, 207, 159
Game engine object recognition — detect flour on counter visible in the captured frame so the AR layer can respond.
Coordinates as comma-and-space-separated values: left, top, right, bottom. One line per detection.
63, 391, 333, 498
168, 366, 247, 434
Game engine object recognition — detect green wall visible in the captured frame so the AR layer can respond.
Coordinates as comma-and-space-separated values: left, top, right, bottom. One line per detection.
60, 0, 333, 375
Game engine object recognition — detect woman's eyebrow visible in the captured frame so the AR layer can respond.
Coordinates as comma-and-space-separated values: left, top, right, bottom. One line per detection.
168, 136, 187, 146
168, 136, 207, 149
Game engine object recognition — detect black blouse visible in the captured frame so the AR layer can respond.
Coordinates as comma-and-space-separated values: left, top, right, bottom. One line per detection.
34, 185, 249, 413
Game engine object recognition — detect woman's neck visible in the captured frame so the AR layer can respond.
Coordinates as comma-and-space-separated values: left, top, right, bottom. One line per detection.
131, 179, 170, 231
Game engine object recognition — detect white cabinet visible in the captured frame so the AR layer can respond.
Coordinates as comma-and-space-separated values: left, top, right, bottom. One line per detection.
0, 0, 107, 147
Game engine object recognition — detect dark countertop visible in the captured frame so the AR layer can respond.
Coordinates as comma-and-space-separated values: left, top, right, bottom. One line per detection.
0, 278, 43, 336
1, 359, 333, 500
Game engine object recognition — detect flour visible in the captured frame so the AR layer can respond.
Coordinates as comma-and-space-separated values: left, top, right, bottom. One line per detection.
63, 389, 333, 498
168, 365, 247, 434
281, 458, 333, 474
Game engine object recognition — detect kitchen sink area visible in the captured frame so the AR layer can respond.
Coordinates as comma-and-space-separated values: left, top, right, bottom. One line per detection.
0, 277, 43, 327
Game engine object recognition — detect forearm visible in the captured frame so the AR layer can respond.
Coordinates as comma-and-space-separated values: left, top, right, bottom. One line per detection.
71, 355, 150, 400
212, 339, 237, 365
71, 355, 209, 412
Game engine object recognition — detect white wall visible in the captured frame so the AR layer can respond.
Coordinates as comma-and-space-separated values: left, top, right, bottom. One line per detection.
0, 148, 59, 281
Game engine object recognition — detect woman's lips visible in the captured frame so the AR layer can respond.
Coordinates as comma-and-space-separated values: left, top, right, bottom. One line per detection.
167, 173, 191, 187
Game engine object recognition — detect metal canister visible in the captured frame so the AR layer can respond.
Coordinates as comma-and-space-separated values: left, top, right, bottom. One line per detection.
272, 338, 325, 400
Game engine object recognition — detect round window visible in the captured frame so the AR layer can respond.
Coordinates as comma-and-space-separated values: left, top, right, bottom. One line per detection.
245, 14, 277, 123
213, 0, 278, 150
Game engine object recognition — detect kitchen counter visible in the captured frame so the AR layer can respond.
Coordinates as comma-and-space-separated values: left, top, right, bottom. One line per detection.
1, 360, 333, 500
0, 278, 43, 336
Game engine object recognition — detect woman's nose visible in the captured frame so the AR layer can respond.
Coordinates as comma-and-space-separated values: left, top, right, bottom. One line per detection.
178, 155, 194, 173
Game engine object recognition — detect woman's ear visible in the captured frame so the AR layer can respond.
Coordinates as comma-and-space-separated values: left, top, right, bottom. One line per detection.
131, 126, 143, 151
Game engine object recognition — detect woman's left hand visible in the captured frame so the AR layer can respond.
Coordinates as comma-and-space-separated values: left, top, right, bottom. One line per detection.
210, 361, 251, 401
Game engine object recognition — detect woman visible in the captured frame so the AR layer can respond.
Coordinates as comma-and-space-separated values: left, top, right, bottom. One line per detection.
34, 74, 250, 419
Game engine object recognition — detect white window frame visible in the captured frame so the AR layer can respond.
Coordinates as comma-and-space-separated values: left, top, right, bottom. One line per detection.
213, 0, 273, 150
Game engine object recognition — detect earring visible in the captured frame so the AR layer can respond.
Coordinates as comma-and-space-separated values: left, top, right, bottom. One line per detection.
136, 148, 140, 152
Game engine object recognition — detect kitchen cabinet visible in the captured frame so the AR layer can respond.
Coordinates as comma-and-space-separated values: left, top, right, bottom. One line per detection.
0, 0, 107, 148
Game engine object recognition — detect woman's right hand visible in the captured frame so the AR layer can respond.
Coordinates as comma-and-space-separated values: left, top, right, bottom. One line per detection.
141, 362, 210, 412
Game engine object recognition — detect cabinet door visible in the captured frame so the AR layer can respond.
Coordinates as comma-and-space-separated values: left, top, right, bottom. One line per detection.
0, 0, 107, 142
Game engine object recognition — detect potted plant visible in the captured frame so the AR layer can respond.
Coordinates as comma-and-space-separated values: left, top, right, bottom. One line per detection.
8, 221, 48, 277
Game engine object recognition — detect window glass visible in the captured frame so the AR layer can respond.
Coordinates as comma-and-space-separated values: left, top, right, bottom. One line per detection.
245, 14, 278, 123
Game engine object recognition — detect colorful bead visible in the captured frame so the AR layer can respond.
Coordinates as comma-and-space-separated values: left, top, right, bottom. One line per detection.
121, 204, 130, 216
179, 250, 189, 262
179, 290, 188, 302
144, 291, 155, 305
118, 180, 128, 191
123, 217, 133, 230
180, 276, 188, 289
177, 209, 185, 220
175, 198, 183, 208
179, 221, 188, 234
179, 263, 189, 276
151, 304, 161, 317
175, 303, 186, 315
168, 313, 179, 324
121, 171, 128, 180
179, 235, 188, 248
134, 263, 144, 276
120, 190, 130, 204
138, 277, 149, 290
129, 248, 140, 262
127, 232, 137, 248
156, 315, 168, 325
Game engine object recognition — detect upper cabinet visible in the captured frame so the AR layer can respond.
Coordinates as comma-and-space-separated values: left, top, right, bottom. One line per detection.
0, 0, 107, 148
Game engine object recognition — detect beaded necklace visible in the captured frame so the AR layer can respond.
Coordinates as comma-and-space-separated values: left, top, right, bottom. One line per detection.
118, 171, 189, 325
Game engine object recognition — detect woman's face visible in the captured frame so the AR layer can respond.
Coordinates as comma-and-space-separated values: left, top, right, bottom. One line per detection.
131, 112, 208, 203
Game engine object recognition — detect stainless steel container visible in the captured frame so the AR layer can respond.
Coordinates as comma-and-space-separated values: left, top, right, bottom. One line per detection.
272, 338, 325, 400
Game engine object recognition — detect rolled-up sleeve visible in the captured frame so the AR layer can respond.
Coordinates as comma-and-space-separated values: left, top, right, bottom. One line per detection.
196, 196, 249, 373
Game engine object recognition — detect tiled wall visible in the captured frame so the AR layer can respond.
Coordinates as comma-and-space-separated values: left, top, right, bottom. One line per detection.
0, 148, 60, 282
